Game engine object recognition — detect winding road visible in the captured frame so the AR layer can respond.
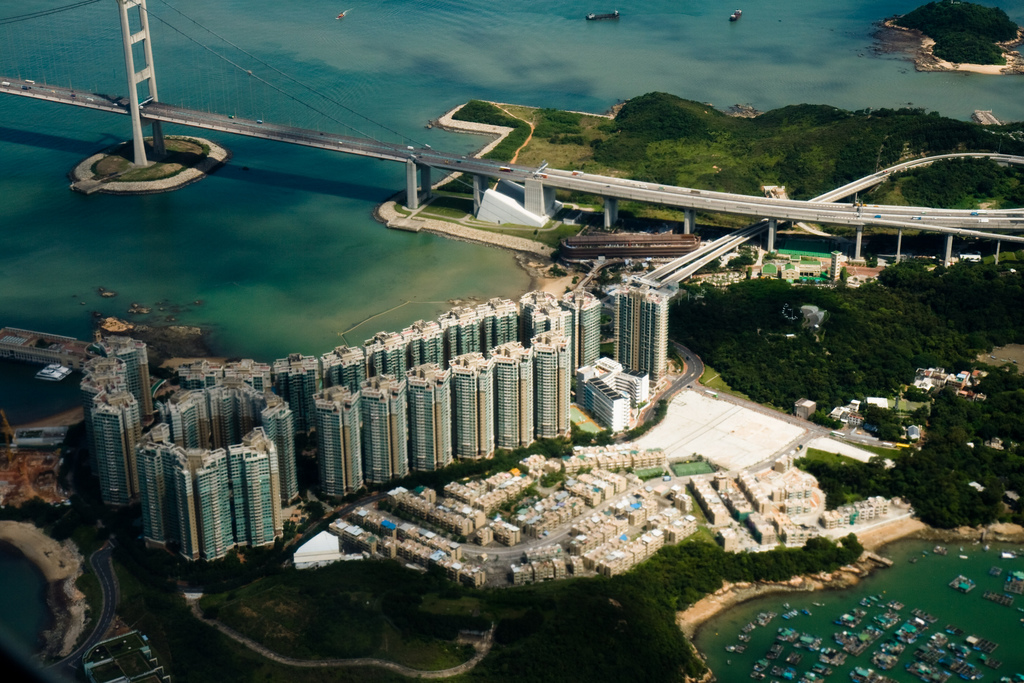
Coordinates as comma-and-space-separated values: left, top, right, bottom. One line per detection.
47, 542, 119, 681
186, 598, 494, 679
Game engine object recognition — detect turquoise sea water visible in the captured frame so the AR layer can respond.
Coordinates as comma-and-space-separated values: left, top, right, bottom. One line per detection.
694, 540, 1024, 681
1, 0, 1023, 423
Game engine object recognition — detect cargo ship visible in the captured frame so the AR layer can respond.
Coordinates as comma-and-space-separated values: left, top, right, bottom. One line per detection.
585, 10, 619, 20
729, 9, 742, 21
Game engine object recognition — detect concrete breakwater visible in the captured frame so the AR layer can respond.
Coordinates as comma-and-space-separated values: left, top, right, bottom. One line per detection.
373, 200, 553, 257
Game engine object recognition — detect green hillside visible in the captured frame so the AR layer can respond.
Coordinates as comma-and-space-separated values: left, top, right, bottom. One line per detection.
894, 0, 1020, 64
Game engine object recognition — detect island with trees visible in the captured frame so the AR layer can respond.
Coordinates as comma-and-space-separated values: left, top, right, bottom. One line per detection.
882, 0, 1024, 73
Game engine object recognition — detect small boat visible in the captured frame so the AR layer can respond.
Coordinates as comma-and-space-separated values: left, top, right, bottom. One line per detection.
585, 10, 620, 20
35, 363, 72, 381
336, 8, 352, 19
729, 9, 742, 21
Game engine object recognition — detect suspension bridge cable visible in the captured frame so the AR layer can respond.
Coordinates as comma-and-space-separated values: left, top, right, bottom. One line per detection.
151, 0, 423, 145
141, 7, 380, 141
0, 0, 101, 26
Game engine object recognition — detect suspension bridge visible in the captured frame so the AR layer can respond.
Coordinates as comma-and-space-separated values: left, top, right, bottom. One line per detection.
2, 0, 1024, 278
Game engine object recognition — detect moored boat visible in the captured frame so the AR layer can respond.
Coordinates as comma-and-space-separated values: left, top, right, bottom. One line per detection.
35, 363, 72, 381
729, 9, 742, 21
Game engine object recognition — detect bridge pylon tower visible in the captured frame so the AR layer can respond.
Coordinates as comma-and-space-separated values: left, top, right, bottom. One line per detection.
115, 0, 164, 166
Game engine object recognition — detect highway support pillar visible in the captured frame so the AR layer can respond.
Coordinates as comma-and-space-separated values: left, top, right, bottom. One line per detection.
683, 208, 696, 234
525, 179, 557, 218
767, 218, 777, 253
895, 229, 902, 264
405, 159, 420, 210
995, 240, 1001, 264
419, 164, 431, 203
116, 0, 163, 166
854, 224, 864, 260
472, 175, 486, 214
604, 197, 619, 229
943, 234, 954, 267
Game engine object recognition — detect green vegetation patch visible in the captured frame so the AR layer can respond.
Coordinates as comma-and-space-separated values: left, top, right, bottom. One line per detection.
894, 1, 1020, 65
677, 262, 1024, 528
469, 92, 1024, 201
634, 466, 667, 480
200, 561, 483, 667
866, 157, 1024, 209
673, 263, 1024, 410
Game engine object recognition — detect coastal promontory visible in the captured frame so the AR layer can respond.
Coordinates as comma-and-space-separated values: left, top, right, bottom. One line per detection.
883, 0, 1024, 73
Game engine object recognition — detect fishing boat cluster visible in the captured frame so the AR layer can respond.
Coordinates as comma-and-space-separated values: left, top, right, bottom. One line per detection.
725, 590, 1018, 683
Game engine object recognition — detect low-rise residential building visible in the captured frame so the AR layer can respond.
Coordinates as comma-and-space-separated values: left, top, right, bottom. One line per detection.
689, 477, 731, 526
819, 496, 893, 530
514, 489, 588, 538
386, 487, 484, 535
490, 520, 522, 546
794, 398, 816, 420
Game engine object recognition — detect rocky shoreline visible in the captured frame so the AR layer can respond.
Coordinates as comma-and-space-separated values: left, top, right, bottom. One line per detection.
0, 522, 87, 660
97, 316, 214, 365
874, 21, 1024, 75
679, 520, 1024, 681
69, 136, 231, 195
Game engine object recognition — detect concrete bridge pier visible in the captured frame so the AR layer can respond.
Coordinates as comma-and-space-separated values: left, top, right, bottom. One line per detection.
420, 164, 431, 204
405, 159, 420, 210
604, 198, 619, 229
683, 208, 696, 234
525, 179, 557, 219
766, 218, 777, 253
854, 224, 864, 260
995, 240, 1001, 264
144, 120, 166, 157
943, 234, 954, 266
472, 174, 486, 214
895, 229, 902, 264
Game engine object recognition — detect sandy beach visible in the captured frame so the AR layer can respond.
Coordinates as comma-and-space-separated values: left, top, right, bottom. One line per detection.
676, 517, 1024, 642
876, 21, 1024, 75
0, 521, 88, 658
677, 515, 932, 640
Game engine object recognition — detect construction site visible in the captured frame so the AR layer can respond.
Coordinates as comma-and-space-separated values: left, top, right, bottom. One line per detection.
0, 412, 68, 506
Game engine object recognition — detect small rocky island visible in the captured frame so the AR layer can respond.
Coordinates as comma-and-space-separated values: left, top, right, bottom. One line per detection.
879, 0, 1024, 74
69, 135, 229, 195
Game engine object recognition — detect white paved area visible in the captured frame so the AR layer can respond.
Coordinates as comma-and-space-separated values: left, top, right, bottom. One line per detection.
633, 391, 806, 470
805, 437, 878, 463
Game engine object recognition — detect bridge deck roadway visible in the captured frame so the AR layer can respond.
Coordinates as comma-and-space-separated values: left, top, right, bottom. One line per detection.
4, 77, 1024, 242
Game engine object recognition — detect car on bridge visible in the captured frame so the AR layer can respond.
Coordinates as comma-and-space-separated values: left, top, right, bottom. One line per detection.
874, 214, 882, 218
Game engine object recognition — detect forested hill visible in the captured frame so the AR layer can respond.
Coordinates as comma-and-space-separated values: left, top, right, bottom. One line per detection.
670, 262, 1024, 410
589, 93, 1024, 198
893, 0, 1020, 65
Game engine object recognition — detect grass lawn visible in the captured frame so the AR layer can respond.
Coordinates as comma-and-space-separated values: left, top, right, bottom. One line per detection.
93, 137, 208, 183
670, 461, 715, 477
800, 448, 863, 467
852, 443, 904, 458
699, 364, 750, 400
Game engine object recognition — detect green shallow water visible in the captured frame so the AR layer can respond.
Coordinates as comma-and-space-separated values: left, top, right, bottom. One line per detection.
694, 540, 1024, 682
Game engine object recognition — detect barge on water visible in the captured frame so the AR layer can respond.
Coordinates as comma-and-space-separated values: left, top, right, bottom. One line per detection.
586, 10, 619, 20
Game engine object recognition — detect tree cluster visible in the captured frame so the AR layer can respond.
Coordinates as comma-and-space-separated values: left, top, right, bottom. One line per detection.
894, 1, 1019, 65
671, 262, 1024, 410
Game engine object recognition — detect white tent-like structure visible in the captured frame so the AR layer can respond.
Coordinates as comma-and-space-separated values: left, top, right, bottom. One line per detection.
293, 530, 342, 569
